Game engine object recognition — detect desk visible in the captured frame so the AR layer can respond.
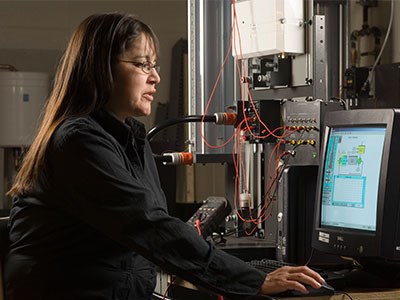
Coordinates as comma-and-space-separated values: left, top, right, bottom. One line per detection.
172, 279, 400, 300
279, 289, 400, 300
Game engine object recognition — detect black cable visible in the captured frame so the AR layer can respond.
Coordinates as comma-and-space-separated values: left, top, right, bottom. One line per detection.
336, 291, 354, 300
254, 142, 298, 213
153, 154, 173, 164
147, 115, 216, 141
304, 248, 316, 267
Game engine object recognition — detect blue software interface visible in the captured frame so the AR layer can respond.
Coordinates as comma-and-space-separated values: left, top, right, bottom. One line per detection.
321, 126, 386, 232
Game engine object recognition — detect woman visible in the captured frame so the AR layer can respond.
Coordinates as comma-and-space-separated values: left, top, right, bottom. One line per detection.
4, 12, 325, 300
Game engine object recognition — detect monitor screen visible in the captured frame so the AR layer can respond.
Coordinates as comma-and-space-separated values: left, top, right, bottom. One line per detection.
320, 127, 386, 232
312, 108, 400, 263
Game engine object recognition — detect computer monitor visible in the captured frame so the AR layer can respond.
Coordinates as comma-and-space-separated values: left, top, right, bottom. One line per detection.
312, 108, 400, 272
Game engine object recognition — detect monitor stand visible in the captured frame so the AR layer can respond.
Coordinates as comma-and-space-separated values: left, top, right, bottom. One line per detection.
342, 259, 400, 288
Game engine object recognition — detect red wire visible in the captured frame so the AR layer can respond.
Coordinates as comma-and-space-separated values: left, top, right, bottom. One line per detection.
162, 279, 173, 300
198, 0, 304, 236
195, 219, 202, 236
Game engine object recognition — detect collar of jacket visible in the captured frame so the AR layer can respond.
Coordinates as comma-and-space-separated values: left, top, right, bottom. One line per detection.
91, 109, 146, 149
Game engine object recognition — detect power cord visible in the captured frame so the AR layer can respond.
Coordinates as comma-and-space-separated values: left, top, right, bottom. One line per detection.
338, 291, 354, 300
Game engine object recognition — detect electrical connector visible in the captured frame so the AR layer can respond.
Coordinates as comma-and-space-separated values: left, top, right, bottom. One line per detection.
162, 152, 193, 165
214, 112, 237, 125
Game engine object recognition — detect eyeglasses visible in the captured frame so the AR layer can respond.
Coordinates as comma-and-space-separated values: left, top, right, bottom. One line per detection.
118, 60, 160, 74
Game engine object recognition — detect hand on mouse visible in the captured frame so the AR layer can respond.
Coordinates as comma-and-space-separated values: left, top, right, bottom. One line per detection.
258, 265, 326, 295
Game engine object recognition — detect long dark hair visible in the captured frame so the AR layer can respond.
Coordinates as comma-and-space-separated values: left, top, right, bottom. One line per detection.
8, 12, 159, 195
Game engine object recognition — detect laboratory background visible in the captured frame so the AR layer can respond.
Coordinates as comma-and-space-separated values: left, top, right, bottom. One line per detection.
1, 0, 400, 299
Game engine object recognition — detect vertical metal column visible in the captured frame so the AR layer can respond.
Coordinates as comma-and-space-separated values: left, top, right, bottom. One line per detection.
188, 0, 202, 154
188, 0, 234, 158
313, 15, 328, 102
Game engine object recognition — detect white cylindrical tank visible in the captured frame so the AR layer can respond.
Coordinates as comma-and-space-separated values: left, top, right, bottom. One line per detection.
0, 72, 49, 147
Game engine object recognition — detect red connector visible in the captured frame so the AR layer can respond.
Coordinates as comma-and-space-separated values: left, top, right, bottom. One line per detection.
162, 152, 193, 165
214, 112, 237, 125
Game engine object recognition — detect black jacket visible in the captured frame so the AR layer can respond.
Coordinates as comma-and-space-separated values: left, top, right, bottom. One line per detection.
4, 110, 266, 300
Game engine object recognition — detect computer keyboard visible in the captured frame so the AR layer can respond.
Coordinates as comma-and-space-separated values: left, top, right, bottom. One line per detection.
247, 258, 337, 297
248, 258, 350, 288
247, 258, 294, 274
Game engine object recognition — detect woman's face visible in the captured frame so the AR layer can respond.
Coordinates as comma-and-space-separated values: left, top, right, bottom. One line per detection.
108, 33, 160, 120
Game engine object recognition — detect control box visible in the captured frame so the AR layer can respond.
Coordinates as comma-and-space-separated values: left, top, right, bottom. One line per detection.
232, 0, 304, 58
236, 100, 281, 143
187, 196, 232, 238
281, 100, 344, 165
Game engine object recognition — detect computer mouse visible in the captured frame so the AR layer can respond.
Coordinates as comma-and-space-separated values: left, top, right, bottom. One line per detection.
309, 282, 335, 295
280, 282, 335, 297
320, 282, 335, 292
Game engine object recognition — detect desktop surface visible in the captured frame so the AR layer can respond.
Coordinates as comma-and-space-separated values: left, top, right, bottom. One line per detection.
170, 277, 400, 300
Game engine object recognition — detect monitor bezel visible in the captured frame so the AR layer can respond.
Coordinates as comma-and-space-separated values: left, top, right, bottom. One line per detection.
312, 109, 397, 259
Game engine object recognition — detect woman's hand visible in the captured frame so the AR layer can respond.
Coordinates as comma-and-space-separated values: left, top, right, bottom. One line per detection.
259, 265, 326, 295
